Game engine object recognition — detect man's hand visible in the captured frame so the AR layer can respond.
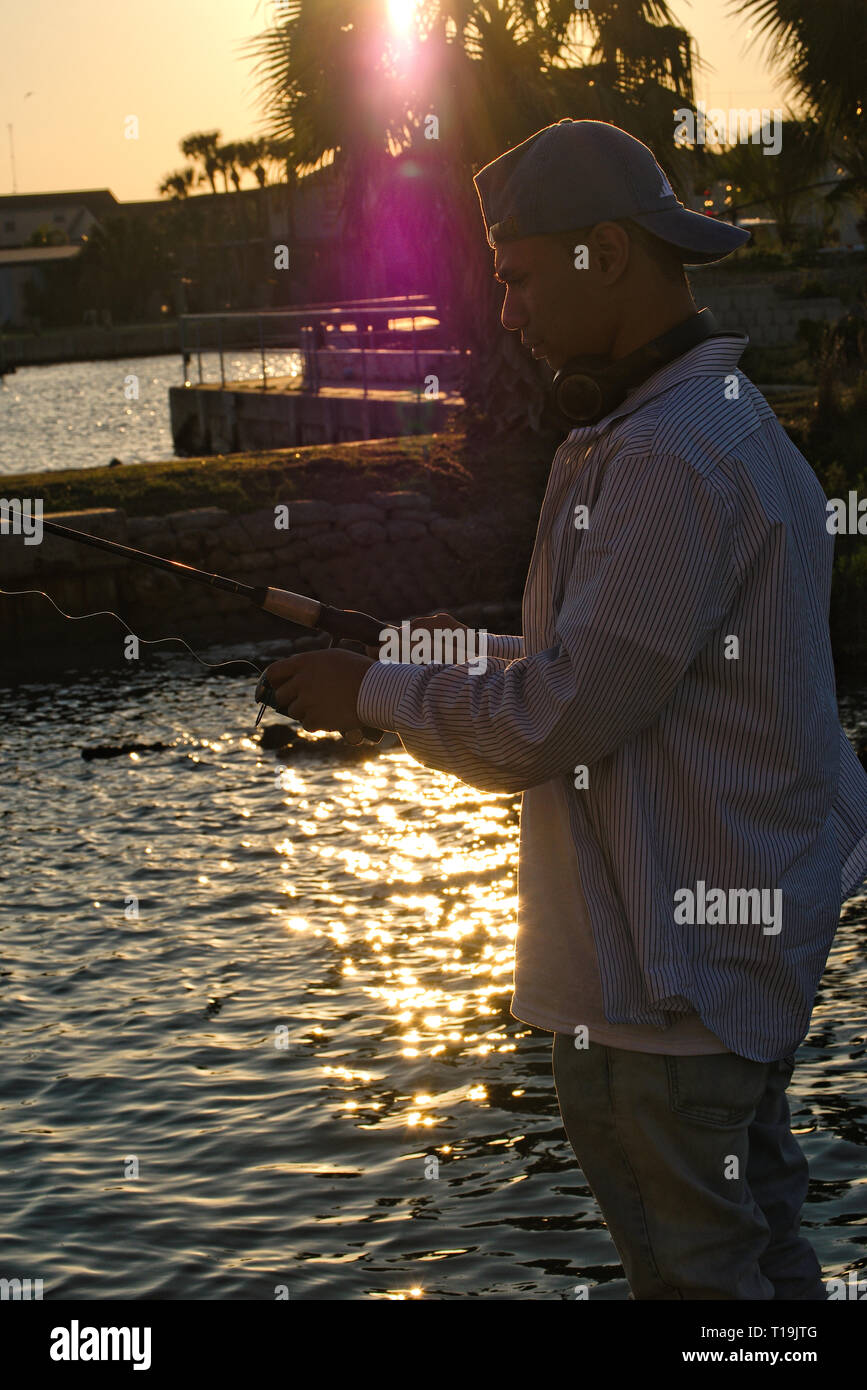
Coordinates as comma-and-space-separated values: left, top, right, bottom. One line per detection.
263, 648, 375, 734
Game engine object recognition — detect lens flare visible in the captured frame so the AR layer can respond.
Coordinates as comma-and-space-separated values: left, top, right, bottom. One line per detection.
386, 0, 416, 33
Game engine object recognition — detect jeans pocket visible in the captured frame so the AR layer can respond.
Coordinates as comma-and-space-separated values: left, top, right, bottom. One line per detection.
665, 1052, 771, 1128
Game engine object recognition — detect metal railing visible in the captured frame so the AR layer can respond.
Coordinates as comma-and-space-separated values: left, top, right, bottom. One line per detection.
179, 296, 441, 399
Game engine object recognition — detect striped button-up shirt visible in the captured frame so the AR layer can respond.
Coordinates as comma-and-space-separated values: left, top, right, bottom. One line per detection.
358, 334, 867, 1062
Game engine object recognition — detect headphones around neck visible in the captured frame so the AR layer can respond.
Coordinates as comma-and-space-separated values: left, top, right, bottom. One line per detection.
551, 308, 726, 426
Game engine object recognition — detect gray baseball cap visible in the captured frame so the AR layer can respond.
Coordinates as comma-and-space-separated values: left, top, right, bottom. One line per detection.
474, 118, 750, 265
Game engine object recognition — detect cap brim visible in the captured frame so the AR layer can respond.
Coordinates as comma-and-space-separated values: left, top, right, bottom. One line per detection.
631, 206, 751, 264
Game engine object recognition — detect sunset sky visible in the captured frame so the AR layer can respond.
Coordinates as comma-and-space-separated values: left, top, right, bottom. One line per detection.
1, 0, 800, 202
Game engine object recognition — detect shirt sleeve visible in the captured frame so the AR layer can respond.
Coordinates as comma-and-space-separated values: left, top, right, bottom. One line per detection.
484, 633, 524, 662
835, 726, 867, 901
357, 451, 738, 793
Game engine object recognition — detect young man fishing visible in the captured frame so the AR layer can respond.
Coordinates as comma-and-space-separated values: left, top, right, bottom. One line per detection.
262, 119, 867, 1300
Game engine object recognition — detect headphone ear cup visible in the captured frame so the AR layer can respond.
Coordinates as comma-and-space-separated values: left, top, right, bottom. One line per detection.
554, 368, 606, 424
549, 311, 723, 427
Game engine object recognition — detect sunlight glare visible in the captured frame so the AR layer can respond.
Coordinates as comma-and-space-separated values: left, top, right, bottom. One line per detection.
387, 0, 416, 34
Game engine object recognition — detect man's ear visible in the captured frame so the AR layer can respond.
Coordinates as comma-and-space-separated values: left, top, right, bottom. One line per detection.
593, 221, 630, 274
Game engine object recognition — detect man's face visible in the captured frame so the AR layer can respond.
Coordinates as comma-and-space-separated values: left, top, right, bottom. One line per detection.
493, 233, 614, 370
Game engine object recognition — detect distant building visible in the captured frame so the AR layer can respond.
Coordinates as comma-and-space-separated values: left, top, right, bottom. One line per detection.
0, 174, 349, 327
694, 162, 864, 250
0, 244, 81, 326
0, 190, 121, 250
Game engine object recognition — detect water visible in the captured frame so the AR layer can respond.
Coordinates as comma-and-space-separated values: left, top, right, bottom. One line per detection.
0, 350, 303, 476
0, 651, 864, 1299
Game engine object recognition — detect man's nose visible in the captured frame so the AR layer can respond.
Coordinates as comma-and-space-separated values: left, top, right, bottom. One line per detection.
500, 289, 526, 333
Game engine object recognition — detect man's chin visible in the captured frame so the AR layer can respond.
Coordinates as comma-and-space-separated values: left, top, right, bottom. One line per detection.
528, 342, 563, 371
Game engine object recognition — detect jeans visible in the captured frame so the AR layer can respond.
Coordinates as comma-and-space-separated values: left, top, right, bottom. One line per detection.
551, 1035, 827, 1300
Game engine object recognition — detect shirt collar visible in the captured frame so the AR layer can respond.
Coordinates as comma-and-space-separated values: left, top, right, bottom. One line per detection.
564, 332, 750, 443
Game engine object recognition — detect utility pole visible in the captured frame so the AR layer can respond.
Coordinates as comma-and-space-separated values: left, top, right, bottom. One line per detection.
8, 123, 17, 194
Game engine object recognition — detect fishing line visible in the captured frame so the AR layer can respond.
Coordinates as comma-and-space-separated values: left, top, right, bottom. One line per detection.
0, 585, 265, 676
1, 519, 387, 740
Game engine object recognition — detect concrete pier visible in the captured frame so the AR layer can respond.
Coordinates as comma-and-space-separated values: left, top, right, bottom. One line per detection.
169, 347, 465, 452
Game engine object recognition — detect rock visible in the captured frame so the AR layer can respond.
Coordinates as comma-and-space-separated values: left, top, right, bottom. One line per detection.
165, 506, 229, 533
282, 522, 330, 541
275, 539, 312, 564
288, 500, 336, 525
259, 724, 294, 750
46, 507, 128, 543
387, 518, 428, 542
427, 516, 486, 556
347, 520, 387, 545
275, 733, 380, 761
334, 502, 381, 525
204, 526, 248, 557
237, 508, 286, 549
127, 515, 165, 539
81, 741, 168, 761
368, 490, 431, 512
42, 507, 129, 573
307, 530, 349, 558
428, 516, 455, 542
0, 539, 43, 579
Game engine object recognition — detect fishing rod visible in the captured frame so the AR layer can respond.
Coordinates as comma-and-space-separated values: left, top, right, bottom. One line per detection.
35, 517, 388, 744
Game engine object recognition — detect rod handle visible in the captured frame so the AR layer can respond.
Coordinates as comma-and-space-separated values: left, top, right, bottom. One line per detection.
317, 604, 388, 647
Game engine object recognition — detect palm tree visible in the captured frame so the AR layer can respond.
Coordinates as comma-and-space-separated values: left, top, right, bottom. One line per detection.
244, 0, 701, 434
235, 138, 267, 188
733, 0, 867, 214
180, 130, 222, 195
264, 136, 293, 185
711, 118, 831, 246
215, 142, 243, 194
158, 168, 196, 199
261, 135, 298, 258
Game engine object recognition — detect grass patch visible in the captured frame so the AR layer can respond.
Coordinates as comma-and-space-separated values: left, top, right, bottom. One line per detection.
3, 391, 854, 523
3, 423, 551, 524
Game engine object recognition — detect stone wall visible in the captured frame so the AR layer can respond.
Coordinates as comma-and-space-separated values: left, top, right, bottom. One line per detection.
0, 493, 528, 678
691, 279, 845, 349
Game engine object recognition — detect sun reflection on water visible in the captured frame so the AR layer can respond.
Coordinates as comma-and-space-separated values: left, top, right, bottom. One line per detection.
263, 746, 522, 1131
